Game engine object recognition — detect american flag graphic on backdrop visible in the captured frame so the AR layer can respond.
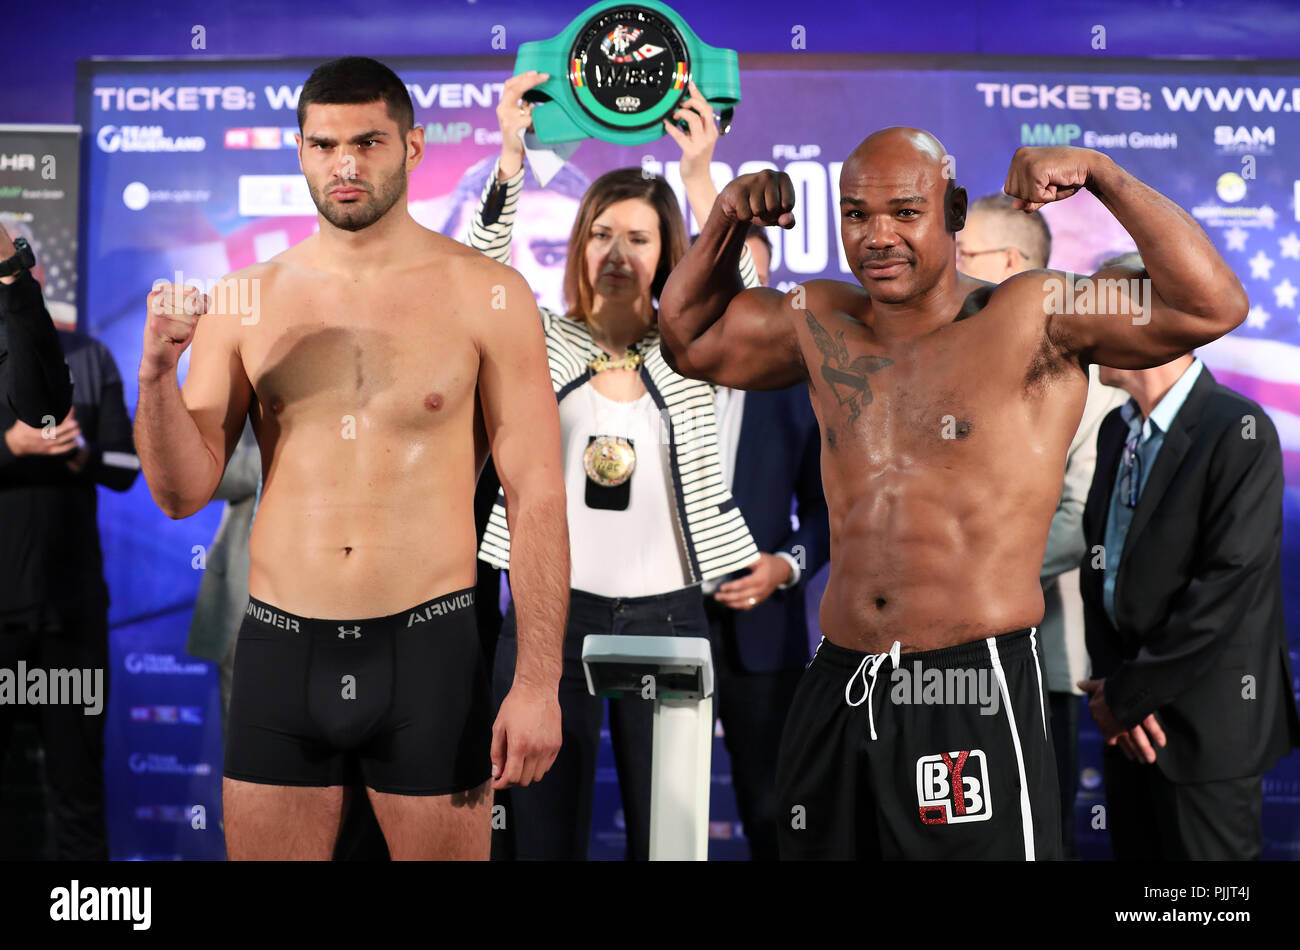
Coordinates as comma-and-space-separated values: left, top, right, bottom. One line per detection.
1201, 222, 1300, 486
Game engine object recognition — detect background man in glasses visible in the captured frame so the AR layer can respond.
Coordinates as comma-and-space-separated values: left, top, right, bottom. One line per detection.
958, 196, 1127, 857
1080, 255, 1300, 859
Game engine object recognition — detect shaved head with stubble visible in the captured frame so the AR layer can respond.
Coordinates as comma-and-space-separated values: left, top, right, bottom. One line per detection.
839, 127, 968, 306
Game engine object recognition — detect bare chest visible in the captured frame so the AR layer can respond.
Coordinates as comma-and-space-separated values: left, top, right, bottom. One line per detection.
799, 309, 1073, 465
239, 279, 479, 430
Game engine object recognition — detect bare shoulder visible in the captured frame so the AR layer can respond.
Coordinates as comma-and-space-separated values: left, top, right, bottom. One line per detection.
984, 269, 1090, 391
793, 279, 873, 332
409, 226, 528, 292
979, 268, 1060, 337
804, 278, 871, 312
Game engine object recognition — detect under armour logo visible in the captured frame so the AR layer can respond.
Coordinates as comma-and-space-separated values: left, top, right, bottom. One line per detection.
337, 625, 361, 639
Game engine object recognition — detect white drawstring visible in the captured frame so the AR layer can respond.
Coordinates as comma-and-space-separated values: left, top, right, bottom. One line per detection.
844, 640, 901, 740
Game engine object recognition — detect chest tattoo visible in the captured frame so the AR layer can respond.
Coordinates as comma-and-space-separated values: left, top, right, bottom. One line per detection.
805, 310, 894, 425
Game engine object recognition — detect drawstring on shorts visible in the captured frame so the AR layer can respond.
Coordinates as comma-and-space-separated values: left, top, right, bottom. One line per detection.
844, 640, 901, 740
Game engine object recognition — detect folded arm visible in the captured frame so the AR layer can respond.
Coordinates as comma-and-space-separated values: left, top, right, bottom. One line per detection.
1003, 149, 1248, 368
659, 171, 805, 390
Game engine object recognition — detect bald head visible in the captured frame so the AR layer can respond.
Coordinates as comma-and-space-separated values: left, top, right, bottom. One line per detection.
843, 128, 961, 233
853, 127, 948, 165
838, 127, 967, 304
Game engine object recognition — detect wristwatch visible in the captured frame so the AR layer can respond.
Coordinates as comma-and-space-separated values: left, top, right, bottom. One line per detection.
514, 0, 741, 146
0, 236, 36, 279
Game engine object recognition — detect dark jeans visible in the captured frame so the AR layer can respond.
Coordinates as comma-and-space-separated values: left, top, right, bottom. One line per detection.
1048, 690, 1080, 859
491, 585, 707, 860
705, 599, 802, 861
0, 613, 110, 860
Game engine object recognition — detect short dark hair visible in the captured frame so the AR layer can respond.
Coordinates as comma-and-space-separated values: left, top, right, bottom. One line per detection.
297, 57, 415, 135
968, 192, 1052, 268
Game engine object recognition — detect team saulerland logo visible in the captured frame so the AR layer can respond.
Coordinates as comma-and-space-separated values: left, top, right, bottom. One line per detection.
916, 750, 993, 824
569, 6, 689, 122
337, 625, 361, 639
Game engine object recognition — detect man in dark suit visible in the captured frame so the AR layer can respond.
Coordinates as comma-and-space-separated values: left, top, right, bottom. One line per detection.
704, 225, 830, 859
1080, 334, 1300, 859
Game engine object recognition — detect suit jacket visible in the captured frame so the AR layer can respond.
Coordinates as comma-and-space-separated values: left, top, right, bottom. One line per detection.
717, 385, 830, 673
186, 423, 260, 661
1081, 366, 1300, 783
1039, 367, 1128, 695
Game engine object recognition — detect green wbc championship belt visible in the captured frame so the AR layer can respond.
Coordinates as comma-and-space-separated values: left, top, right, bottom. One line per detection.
514, 0, 740, 146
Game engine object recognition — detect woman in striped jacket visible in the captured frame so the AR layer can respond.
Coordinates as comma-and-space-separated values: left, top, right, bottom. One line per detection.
476, 72, 761, 860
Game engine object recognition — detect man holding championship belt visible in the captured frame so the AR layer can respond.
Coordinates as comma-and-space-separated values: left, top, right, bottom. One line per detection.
658, 128, 1249, 860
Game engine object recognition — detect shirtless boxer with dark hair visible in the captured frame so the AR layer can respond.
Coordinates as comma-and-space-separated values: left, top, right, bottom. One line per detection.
134, 56, 566, 860
658, 128, 1248, 860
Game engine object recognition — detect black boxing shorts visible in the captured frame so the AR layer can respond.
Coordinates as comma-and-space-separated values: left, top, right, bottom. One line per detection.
224, 586, 492, 795
776, 628, 1062, 860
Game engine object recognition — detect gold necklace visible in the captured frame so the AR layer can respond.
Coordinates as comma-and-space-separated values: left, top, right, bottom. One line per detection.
589, 348, 643, 374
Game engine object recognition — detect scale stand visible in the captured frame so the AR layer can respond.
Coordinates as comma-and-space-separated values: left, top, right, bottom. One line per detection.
581, 634, 714, 861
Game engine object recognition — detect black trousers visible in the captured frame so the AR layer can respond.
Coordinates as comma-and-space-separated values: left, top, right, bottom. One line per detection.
1048, 690, 1080, 858
491, 585, 707, 860
705, 600, 803, 861
0, 612, 109, 860
1102, 746, 1264, 859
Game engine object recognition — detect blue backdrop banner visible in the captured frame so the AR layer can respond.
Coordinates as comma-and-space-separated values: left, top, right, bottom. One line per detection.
73, 54, 1300, 860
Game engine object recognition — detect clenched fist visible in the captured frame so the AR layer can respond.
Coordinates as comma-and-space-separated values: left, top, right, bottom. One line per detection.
1003, 146, 1108, 212
717, 169, 797, 229
140, 282, 208, 382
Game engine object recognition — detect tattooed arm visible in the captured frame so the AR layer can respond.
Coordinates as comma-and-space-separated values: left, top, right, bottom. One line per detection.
659, 170, 807, 390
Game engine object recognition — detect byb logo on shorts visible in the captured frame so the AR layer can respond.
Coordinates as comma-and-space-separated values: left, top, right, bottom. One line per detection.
916, 750, 992, 824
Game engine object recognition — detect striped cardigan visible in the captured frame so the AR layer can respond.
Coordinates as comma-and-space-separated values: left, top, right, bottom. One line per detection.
472, 158, 761, 583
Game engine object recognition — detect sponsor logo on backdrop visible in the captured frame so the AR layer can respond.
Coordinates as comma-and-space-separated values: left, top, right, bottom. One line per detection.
128, 705, 203, 724
1190, 174, 1278, 229
123, 653, 208, 675
127, 753, 211, 775
1214, 125, 1275, 155
134, 805, 199, 822
1217, 172, 1248, 203
0, 153, 36, 171
917, 750, 992, 824
1018, 124, 1176, 149
224, 127, 298, 149
425, 122, 473, 144
96, 125, 206, 153
120, 182, 211, 212
237, 174, 316, 217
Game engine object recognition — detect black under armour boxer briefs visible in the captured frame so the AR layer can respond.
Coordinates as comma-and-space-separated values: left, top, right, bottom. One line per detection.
224, 586, 492, 795
776, 628, 1062, 860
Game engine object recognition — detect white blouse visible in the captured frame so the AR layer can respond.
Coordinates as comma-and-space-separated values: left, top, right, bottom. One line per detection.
560, 381, 691, 597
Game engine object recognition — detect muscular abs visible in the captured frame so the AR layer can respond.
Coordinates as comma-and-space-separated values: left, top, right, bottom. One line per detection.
798, 291, 1088, 654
